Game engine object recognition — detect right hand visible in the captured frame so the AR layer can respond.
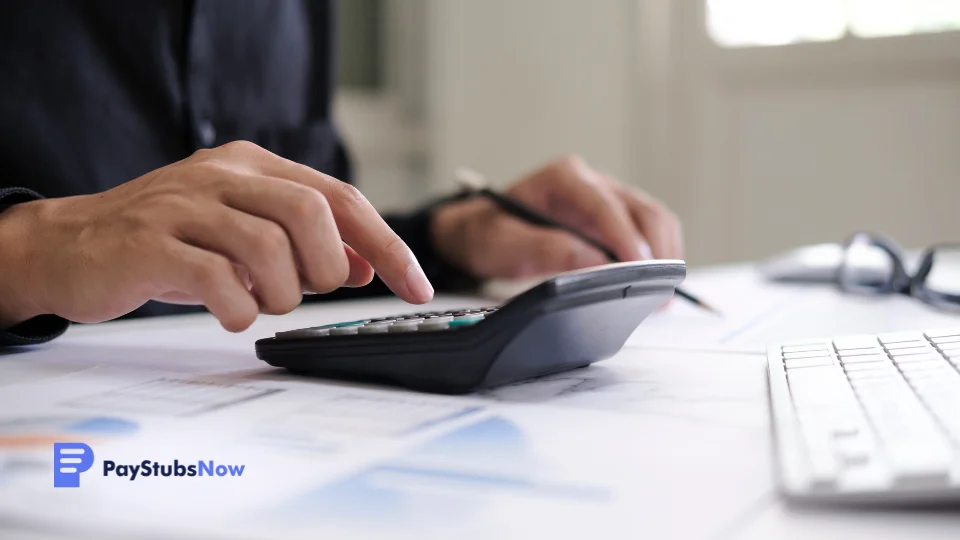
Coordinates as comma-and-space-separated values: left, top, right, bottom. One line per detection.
0, 141, 434, 332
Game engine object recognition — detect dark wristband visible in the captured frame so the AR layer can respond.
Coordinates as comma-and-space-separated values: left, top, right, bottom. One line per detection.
0, 315, 70, 346
0, 187, 71, 346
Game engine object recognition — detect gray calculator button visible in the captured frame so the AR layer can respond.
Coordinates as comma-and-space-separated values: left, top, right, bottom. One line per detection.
330, 326, 361, 336
276, 327, 330, 339
419, 320, 450, 332
389, 321, 421, 333
358, 322, 392, 334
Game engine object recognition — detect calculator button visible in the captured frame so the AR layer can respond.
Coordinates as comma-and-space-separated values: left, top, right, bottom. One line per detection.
389, 321, 421, 333
419, 320, 450, 332
358, 322, 392, 334
275, 327, 330, 339
449, 315, 483, 328
320, 320, 369, 329
330, 326, 361, 336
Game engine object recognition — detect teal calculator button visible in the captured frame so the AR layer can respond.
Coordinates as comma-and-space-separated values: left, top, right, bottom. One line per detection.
448, 317, 482, 328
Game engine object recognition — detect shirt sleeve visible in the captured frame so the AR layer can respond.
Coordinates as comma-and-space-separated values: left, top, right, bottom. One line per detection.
0, 187, 71, 346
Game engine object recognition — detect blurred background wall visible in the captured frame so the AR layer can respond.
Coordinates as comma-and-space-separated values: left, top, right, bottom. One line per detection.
333, 0, 960, 267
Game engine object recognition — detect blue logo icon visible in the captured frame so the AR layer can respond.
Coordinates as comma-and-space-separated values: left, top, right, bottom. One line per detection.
53, 442, 95, 488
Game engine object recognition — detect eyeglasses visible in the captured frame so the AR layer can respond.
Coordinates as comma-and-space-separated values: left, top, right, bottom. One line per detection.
837, 232, 960, 313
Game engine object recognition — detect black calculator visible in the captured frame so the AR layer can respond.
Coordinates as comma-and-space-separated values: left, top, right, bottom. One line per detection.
255, 261, 686, 394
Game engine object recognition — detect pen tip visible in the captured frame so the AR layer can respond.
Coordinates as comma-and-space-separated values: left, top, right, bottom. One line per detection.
701, 302, 723, 317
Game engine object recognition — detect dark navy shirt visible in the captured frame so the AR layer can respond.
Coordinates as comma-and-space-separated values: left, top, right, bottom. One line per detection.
0, 0, 472, 345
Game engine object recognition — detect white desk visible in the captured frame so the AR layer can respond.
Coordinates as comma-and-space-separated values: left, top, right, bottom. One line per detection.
0, 264, 958, 540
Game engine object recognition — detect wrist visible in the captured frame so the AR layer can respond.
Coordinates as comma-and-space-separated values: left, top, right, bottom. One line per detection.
0, 201, 47, 328
429, 197, 490, 273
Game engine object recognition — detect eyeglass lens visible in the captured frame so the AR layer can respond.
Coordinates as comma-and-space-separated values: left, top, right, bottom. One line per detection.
914, 246, 960, 310
837, 233, 903, 294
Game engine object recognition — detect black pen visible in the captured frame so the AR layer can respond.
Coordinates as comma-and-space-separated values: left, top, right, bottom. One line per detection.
454, 168, 721, 316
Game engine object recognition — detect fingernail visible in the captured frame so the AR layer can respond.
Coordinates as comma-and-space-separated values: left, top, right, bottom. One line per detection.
637, 240, 653, 260
405, 263, 434, 303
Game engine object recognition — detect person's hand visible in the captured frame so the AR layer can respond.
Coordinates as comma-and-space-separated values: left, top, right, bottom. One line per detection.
0, 141, 434, 331
430, 155, 683, 279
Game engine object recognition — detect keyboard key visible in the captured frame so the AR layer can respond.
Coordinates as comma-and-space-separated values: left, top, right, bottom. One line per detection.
924, 328, 960, 339
878, 332, 924, 344
835, 435, 874, 466
931, 335, 960, 345
848, 374, 902, 387
883, 341, 928, 350
888, 347, 937, 357
799, 428, 840, 489
896, 358, 947, 370
797, 410, 869, 438
837, 348, 886, 357
788, 372, 845, 392
848, 374, 901, 386
892, 353, 943, 364
783, 350, 833, 360
784, 357, 836, 369
911, 375, 960, 391
886, 443, 954, 488
833, 335, 881, 350
782, 342, 831, 353
843, 362, 895, 373
839, 354, 888, 365
902, 372, 956, 387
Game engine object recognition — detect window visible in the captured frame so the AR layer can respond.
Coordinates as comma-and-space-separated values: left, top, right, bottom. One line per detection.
708, 0, 960, 47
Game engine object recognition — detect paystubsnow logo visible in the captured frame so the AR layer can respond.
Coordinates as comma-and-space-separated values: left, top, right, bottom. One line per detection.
103, 459, 245, 480
53, 442, 245, 487
54, 442, 96, 488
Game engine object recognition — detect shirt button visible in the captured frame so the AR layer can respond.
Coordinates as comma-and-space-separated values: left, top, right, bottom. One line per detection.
197, 121, 216, 147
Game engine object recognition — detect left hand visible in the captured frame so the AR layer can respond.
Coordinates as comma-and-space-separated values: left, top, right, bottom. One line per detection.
430, 155, 683, 279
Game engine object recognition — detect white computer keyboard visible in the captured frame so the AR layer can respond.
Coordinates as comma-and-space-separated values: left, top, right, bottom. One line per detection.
767, 328, 960, 504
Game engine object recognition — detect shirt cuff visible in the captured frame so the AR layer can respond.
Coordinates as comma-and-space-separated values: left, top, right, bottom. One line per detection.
0, 315, 70, 346
0, 186, 47, 208
0, 187, 71, 346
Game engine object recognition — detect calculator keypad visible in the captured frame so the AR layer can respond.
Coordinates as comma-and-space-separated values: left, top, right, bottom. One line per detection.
275, 308, 498, 339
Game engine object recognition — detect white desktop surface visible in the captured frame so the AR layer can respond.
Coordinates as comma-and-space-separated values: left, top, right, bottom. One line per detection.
0, 264, 958, 539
